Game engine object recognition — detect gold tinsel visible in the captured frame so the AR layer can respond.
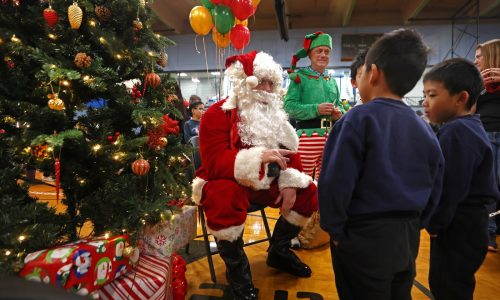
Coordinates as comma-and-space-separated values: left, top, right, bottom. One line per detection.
74, 52, 91, 68
95, 5, 111, 22
68, 2, 83, 30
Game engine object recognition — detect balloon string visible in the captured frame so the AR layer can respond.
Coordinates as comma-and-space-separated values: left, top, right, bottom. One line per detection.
203, 36, 210, 81
194, 35, 200, 54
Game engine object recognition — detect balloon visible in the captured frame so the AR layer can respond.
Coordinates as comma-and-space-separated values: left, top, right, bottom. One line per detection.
212, 28, 230, 48
231, 0, 253, 20
189, 6, 213, 36
251, 0, 260, 7
230, 24, 250, 50
212, 5, 234, 35
201, 0, 214, 9
235, 18, 248, 27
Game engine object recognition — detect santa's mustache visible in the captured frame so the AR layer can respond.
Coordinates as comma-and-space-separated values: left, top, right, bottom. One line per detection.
251, 90, 279, 105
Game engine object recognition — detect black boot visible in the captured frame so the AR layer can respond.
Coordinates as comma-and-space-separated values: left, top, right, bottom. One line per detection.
266, 216, 312, 277
216, 236, 258, 300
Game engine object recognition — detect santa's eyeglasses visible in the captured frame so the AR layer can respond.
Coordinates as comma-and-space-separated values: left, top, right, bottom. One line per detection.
256, 79, 275, 88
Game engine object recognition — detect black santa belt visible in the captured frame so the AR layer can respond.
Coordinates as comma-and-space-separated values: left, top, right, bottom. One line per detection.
296, 118, 332, 129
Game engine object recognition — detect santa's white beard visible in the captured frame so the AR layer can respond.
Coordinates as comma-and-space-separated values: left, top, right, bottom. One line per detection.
237, 90, 290, 149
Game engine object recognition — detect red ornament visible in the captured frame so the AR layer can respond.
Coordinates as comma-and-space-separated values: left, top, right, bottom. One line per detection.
132, 158, 150, 176
146, 128, 165, 150
143, 72, 161, 94
231, 0, 253, 20
107, 131, 120, 144
5, 59, 14, 69
230, 24, 250, 50
43, 7, 59, 27
171, 253, 187, 300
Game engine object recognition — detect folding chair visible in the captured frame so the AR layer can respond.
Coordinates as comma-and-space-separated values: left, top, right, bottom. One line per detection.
188, 136, 273, 283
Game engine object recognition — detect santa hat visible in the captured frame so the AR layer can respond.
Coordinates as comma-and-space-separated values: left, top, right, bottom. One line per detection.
225, 50, 283, 90
289, 32, 332, 72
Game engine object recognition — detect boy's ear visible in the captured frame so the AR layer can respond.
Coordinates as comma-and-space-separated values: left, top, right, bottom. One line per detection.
456, 91, 470, 108
369, 64, 379, 85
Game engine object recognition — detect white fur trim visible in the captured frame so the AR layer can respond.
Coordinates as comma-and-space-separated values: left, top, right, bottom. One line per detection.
246, 76, 258, 88
221, 96, 238, 111
278, 168, 312, 190
280, 122, 299, 152
207, 223, 245, 242
283, 210, 309, 227
234, 146, 274, 190
192, 177, 207, 205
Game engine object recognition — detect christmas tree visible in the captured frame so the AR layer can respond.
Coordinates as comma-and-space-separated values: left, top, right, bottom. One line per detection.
0, 0, 191, 274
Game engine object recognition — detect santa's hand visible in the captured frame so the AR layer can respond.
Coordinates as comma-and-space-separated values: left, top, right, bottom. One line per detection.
331, 107, 342, 121
274, 187, 297, 215
317, 103, 334, 115
261, 149, 294, 170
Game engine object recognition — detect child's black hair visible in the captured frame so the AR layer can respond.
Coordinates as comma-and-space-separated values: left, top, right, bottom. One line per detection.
350, 51, 366, 80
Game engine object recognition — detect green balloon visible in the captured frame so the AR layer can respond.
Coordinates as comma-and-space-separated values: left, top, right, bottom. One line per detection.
212, 5, 234, 35
201, 0, 214, 9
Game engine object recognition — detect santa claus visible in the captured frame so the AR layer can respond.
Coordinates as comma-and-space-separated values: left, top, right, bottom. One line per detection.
192, 51, 318, 300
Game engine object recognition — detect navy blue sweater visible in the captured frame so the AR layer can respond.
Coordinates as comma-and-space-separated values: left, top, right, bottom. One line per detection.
183, 119, 200, 143
426, 115, 499, 234
318, 98, 444, 241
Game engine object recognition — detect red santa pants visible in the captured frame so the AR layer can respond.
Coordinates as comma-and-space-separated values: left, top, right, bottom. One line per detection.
298, 131, 328, 180
200, 179, 318, 235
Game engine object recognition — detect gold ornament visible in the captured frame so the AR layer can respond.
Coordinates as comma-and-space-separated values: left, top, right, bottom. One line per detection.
132, 19, 143, 31
68, 2, 83, 30
123, 246, 140, 264
158, 137, 168, 148
48, 94, 65, 111
74, 52, 91, 68
95, 5, 111, 22
157, 52, 168, 68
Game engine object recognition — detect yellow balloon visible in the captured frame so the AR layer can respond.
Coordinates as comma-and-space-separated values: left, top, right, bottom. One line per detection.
235, 18, 248, 27
251, 0, 261, 8
212, 28, 230, 48
189, 6, 213, 36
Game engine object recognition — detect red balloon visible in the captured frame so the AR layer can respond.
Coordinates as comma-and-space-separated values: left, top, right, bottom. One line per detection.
230, 24, 250, 50
231, 0, 253, 20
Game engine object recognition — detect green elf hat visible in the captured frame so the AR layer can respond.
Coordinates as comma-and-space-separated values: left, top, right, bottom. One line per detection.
289, 32, 332, 77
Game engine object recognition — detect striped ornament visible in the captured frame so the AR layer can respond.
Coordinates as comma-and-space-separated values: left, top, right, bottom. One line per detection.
132, 158, 150, 176
68, 2, 83, 29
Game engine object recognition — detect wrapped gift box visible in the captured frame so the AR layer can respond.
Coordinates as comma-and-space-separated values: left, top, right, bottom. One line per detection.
20, 235, 130, 296
138, 205, 197, 257
97, 255, 172, 300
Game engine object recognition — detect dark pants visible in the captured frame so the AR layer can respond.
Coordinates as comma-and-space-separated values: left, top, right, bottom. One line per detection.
330, 213, 420, 300
429, 204, 489, 300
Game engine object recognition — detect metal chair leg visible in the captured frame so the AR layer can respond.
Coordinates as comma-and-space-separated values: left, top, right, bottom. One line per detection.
260, 209, 272, 241
199, 206, 217, 283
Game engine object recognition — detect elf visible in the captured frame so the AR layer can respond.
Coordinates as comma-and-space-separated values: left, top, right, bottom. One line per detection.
284, 32, 344, 180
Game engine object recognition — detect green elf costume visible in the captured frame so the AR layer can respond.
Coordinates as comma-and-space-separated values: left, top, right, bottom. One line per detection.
284, 32, 345, 180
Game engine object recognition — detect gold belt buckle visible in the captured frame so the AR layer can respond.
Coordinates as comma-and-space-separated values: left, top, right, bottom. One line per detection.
321, 118, 332, 129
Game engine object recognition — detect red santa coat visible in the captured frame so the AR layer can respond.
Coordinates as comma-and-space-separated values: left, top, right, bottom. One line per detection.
192, 99, 318, 241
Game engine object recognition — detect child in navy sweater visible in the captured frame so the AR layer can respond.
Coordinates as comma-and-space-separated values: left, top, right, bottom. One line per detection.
423, 58, 500, 300
318, 28, 444, 300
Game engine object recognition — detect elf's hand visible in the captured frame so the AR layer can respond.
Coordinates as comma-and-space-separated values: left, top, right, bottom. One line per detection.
331, 107, 342, 121
318, 103, 334, 115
